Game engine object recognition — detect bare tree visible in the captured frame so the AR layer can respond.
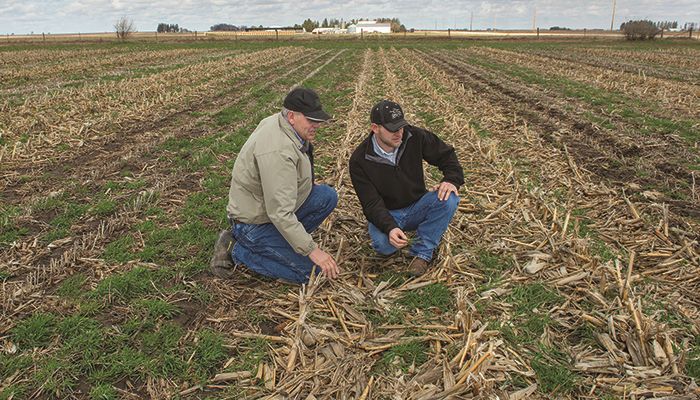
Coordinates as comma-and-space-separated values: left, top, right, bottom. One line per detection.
114, 16, 135, 40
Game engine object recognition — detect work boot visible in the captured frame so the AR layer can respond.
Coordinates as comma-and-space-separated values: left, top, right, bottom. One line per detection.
407, 257, 430, 277
210, 230, 235, 278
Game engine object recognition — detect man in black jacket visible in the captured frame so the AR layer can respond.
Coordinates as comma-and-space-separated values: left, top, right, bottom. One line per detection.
349, 100, 464, 276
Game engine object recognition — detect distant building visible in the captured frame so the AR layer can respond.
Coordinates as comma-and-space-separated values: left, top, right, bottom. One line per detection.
347, 21, 392, 34
312, 27, 339, 34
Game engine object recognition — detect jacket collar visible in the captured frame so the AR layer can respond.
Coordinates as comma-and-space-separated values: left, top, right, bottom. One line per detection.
364, 125, 413, 166
277, 112, 308, 152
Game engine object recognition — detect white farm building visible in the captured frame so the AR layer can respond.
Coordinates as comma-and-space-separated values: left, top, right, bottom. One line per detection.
347, 21, 392, 34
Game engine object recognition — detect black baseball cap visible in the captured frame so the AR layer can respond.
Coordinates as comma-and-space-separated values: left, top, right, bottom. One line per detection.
283, 87, 331, 122
370, 100, 408, 132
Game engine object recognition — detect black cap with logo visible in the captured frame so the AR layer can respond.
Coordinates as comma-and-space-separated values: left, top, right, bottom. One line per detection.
283, 87, 331, 122
370, 100, 408, 132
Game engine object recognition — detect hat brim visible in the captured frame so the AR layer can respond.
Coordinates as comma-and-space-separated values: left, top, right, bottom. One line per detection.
382, 119, 408, 132
304, 109, 332, 122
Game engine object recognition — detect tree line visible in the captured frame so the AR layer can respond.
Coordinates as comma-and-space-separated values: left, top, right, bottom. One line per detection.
156, 23, 191, 33
209, 17, 406, 33
620, 20, 697, 32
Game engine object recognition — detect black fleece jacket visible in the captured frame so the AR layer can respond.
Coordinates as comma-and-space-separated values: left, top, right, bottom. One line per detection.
349, 125, 464, 234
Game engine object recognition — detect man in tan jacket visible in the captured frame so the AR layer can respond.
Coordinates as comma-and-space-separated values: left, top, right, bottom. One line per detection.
210, 87, 339, 283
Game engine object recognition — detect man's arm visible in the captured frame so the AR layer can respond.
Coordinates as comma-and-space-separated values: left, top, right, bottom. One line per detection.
349, 157, 398, 234
257, 151, 317, 255
421, 129, 465, 189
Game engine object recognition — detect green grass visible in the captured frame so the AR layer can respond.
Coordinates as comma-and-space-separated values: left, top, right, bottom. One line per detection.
365, 306, 405, 326
12, 313, 57, 348
137, 220, 214, 263
501, 314, 552, 345
0, 384, 26, 400
643, 296, 693, 331
191, 329, 229, 380
0, 205, 28, 245
501, 283, 562, 346
687, 335, 700, 380
91, 198, 118, 216
41, 201, 89, 242
475, 250, 511, 293
531, 345, 578, 395
8, 306, 228, 397
133, 299, 181, 320
508, 282, 562, 315
89, 266, 169, 305
375, 340, 429, 374
56, 273, 88, 299
469, 120, 492, 138
34, 356, 80, 395
227, 338, 269, 373
415, 109, 445, 132
103, 234, 136, 263
0, 353, 33, 380
89, 384, 118, 400
397, 282, 452, 312
376, 270, 412, 287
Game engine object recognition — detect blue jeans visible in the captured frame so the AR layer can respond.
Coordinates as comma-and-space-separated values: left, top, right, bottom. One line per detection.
368, 191, 459, 262
230, 184, 338, 284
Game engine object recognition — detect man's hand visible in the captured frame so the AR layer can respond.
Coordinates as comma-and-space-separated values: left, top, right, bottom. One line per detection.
309, 248, 339, 279
388, 228, 409, 249
430, 181, 458, 201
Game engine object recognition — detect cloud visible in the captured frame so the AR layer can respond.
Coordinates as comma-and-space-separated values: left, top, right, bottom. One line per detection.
0, 0, 697, 34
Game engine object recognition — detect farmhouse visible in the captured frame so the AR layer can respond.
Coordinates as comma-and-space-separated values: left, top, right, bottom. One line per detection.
347, 21, 392, 34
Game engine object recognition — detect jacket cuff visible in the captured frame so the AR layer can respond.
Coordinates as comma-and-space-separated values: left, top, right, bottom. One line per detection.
300, 240, 318, 256
382, 222, 399, 235
441, 178, 462, 190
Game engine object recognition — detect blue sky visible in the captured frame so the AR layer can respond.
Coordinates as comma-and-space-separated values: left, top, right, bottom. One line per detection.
1, 0, 698, 34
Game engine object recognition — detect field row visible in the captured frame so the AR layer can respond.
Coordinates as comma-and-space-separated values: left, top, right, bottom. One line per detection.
0, 47, 311, 166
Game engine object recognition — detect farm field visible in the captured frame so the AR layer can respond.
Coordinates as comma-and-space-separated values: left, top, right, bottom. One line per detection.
1, 39, 699, 399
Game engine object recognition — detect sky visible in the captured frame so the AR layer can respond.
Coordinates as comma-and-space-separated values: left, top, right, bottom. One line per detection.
1, 0, 698, 35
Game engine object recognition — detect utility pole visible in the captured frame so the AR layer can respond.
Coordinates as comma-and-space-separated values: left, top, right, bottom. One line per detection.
470, 11, 473, 31
610, 0, 617, 31
533, 6, 537, 31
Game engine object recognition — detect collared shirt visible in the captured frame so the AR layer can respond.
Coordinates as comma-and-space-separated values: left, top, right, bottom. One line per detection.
371, 134, 398, 165
282, 111, 307, 151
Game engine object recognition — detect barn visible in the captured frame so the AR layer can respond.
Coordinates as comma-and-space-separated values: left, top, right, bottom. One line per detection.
347, 21, 392, 34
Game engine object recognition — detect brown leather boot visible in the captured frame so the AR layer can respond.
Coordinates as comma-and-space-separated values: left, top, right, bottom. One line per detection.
408, 257, 430, 277
210, 230, 235, 278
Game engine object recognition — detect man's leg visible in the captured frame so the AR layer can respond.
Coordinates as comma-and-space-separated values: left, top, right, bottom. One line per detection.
402, 191, 459, 262
231, 184, 338, 283
232, 224, 313, 283
295, 184, 338, 232
367, 206, 409, 256
367, 222, 400, 256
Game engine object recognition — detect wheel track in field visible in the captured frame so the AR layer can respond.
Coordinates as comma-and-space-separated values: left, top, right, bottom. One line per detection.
0, 50, 349, 324
467, 46, 700, 119
438, 47, 697, 163
518, 47, 700, 86
421, 49, 699, 219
